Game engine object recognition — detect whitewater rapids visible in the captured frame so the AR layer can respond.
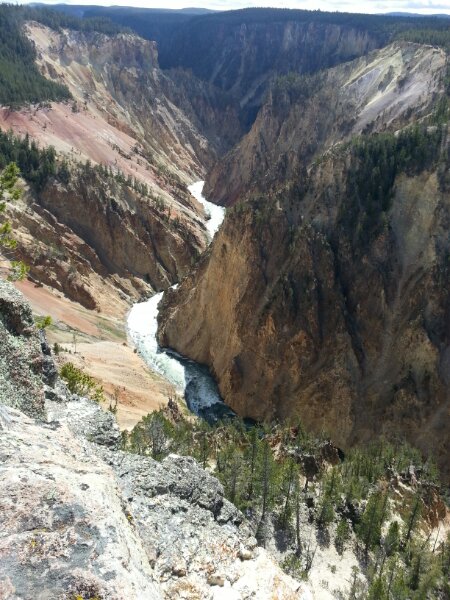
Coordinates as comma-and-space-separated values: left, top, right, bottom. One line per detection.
127, 181, 232, 421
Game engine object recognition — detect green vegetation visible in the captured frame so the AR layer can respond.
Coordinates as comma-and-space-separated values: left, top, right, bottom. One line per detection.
152, 8, 450, 81
395, 27, 450, 51
60, 362, 104, 403
0, 162, 21, 249
0, 4, 127, 107
339, 124, 448, 248
34, 315, 52, 330
123, 409, 449, 600
0, 130, 58, 191
0, 5, 70, 106
19, 6, 128, 36
124, 406, 449, 595
0, 161, 28, 281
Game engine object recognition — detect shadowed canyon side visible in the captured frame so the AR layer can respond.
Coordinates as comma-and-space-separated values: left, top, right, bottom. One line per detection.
205, 42, 447, 205
159, 10, 384, 128
158, 124, 450, 480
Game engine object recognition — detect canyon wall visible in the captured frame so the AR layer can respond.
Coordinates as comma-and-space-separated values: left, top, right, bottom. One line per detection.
0, 23, 240, 308
158, 125, 450, 480
7, 166, 206, 312
205, 43, 447, 205
161, 11, 384, 128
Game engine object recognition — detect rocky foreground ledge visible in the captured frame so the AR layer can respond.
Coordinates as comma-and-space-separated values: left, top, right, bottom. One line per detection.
0, 278, 306, 600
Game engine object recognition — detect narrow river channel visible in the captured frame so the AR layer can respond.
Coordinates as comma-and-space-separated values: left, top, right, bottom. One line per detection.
127, 182, 235, 422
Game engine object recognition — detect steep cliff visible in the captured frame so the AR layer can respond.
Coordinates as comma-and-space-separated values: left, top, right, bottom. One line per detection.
160, 9, 384, 127
5, 164, 206, 311
0, 22, 240, 308
23, 21, 236, 176
158, 125, 450, 481
206, 42, 447, 205
0, 278, 305, 600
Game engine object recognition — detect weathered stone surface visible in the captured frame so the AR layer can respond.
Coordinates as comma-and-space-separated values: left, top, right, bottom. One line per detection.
0, 279, 45, 418
98, 449, 304, 599
46, 396, 122, 450
0, 406, 161, 600
0, 404, 306, 599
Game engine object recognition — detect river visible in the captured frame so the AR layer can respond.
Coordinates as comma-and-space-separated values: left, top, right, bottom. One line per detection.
127, 181, 235, 422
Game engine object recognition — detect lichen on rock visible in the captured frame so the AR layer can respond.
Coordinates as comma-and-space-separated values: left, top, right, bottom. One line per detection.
0, 278, 45, 418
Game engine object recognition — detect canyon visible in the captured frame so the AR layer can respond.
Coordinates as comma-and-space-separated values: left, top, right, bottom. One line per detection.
0, 10, 447, 474
158, 41, 450, 480
0, 7, 449, 597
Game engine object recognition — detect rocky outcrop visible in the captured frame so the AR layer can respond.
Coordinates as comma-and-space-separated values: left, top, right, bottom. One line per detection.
205, 42, 447, 205
7, 165, 207, 311
98, 450, 306, 599
0, 402, 305, 599
0, 279, 306, 599
0, 278, 45, 418
0, 406, 163, 600
158, 129, 450, 482
46, 396, 122, 449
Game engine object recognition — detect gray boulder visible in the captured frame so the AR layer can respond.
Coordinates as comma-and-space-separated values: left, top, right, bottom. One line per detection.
46, 396, 122, 449
0, 279, 45, 418
0, 406, 161, 600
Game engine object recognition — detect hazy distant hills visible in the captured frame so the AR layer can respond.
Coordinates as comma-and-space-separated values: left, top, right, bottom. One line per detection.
386, 11, 450, 17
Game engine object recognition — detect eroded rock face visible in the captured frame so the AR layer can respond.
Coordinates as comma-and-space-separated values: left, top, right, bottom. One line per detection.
205, 43, 447, 205
162, 16, 381, 128
98, 450, 305, 599
0, 407, 162, 600
0, 22, 241, 310
7, 166, 207, 311
0, 279, 45, 418
158, 135, 450, 481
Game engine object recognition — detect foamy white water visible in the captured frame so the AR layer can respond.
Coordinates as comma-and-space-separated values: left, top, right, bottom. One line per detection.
188, 181, 225, 240
127, 291, 186, 392
127, 181, 230, 420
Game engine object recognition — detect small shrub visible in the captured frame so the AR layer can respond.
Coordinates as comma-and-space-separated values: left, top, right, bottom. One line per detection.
35, 315, 52, 330
60, 362, 104, 402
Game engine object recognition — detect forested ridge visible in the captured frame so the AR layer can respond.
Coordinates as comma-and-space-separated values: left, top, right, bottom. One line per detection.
0, 4, 126, 107
0, 5, 70, 106
125, 407, 450, 599
1, 3, 449, 108
78, 6, 450, 72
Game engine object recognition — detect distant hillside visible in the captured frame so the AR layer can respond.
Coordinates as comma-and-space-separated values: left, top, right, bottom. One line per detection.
0, 5, 70, 106
386, 12, 450, 17
49, 6, 450, 129
0, 4, 127, 107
